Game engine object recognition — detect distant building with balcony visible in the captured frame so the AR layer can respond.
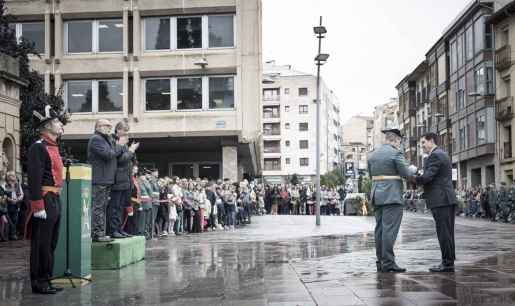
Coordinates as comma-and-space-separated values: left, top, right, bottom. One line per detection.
396, 0, 511, 188
491, 1, 515, 184
372, 98, 399, 149
261, 61, 342, 184
7, 0, 263, 181
341, 115, 373, 176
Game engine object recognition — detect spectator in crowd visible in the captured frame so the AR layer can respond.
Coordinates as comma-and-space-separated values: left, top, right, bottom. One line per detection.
3, 171, 24, 240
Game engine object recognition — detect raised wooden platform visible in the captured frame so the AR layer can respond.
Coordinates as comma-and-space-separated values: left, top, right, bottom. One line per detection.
91, 236, 145, 270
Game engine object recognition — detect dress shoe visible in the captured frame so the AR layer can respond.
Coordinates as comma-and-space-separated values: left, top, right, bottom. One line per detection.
429, 265, 454, 272
376, 261, 383, 272
49, 284, 64, 292
111, 232, 127, 239
93, 236, 114, 243
382, 265, 407, 273
120, 231, 133, 238
32, 286, 58, 294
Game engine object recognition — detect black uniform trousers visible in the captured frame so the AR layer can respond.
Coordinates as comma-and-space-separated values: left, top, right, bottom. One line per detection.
30, 192, 61, 288
107, 189, 127, 235
431, 205, 456, 266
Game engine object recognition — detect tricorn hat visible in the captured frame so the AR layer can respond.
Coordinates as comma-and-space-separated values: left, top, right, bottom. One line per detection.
381, 128, 403, 138
33, 104, 60, 128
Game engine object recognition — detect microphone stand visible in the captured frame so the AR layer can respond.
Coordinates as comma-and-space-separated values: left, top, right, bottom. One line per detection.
50, 159, 92, 288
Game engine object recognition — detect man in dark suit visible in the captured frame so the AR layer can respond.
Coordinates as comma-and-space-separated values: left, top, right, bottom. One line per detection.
414, 132, 457, 272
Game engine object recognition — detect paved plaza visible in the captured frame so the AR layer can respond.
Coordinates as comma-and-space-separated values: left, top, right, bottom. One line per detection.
1, 213, 515, 305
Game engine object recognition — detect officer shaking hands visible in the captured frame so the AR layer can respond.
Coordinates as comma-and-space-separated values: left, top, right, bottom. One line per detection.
367, 128, 417, 273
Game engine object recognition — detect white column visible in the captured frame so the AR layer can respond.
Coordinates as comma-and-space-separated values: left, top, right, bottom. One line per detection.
44, 11, 51, 61
133, 7, 141, 59
133, 68, 140, 117
44, 71, 51, 94
123, 68, 129, 116
222, 146, 238, 182
54, 72, 62, 96
123, 8, 129, 59
55, 11, 63, 60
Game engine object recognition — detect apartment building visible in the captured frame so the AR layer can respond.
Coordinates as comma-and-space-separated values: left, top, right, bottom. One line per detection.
6, 0, 262, 181
397, 0, 510, 188
371, 98, 399, 149
341, 115, 373, 176
261, 61, 342, 184
491, 1, 515, 183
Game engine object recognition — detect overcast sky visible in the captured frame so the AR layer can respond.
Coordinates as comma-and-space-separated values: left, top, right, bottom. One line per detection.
262, 0, 471, 121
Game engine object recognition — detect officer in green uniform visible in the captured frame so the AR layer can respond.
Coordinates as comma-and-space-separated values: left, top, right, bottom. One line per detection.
496, 182, 510, 223
487, 184, 497, 222
367, 128, 414, 273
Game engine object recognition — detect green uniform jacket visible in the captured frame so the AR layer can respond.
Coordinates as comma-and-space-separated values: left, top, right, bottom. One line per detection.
138, 178, 153, 210
367, 144, 410, 206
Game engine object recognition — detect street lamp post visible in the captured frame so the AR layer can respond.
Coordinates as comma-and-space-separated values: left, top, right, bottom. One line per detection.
314, 16, 329, 226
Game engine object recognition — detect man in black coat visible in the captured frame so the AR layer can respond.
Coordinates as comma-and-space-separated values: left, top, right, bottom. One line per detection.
414, 132, 458, 272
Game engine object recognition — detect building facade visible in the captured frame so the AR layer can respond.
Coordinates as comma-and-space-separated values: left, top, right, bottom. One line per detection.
372, 98, 399, 149
7, 0, 263, 181
491, 1, 515, 184
0, 54, 25, 177
341, 115, 373, 175
261, 61, 342, 184
397, 0, 510, 188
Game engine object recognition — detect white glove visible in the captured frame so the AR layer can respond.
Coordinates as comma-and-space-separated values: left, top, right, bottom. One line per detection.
33, 210, 47, 220
408, 165, 418, 176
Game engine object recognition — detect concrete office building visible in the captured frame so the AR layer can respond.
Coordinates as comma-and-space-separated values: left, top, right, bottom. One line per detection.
261, 61, 342, 184
6, 0, 263, 181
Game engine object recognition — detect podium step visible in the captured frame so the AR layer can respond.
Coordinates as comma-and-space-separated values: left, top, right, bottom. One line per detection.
91, 236, 146, 270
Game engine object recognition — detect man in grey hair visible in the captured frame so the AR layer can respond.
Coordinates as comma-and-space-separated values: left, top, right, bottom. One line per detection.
367, 128, 415, 273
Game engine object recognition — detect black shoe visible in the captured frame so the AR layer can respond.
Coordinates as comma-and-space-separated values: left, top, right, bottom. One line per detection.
49, 284, 64, 292
120, 231, 132, 238
111, 232, 126, 239
376, 261, 382, 272
382, 265, 406, 273
93, 236, 114, 243
429, 265, 454, 272
32, 286, 58, 294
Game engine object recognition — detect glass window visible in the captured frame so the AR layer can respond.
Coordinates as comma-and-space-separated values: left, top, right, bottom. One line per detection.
263, 88, 280, 100
457, 34, 464, 67
145, 17, 170, 50
486, 67, 494, 95
474, 17, 484, 53
285, 105, 290, 112
98, 80, 123, 112
298, 88, 308, 96
450, 41, 457, 73
300, 158, 309, 167
146, 79, 171, 111
285, 158, 290, 165
264, 158, 281, 171
67, 21, 92, 53
299, 123, 308, 131
477, 114, 486, 145
21, 22, 45, 54
177, 17, 202, 49
474, 67, 485, 95
209, 77, 234, 109
98, 20, 123, 52
285, 123, 290, 129
299, 105, 308, 114
466, 26, 474, 60
299, 140, 308, 149
285, 140, 290, 147
437, 55, 446, 85
67, 80, 92, 113
208, 15, 233, 48
177, 78, 202, 109
457, 77, 465, 109
284, 88, 290, 95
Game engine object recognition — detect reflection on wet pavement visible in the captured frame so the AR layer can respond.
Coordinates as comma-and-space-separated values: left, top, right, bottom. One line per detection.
1, 213, 515, 305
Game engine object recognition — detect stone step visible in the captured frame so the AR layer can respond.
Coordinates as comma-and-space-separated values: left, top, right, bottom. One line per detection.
91, 236, 146, 270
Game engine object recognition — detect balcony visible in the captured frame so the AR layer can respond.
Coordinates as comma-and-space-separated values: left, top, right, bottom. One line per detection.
496, 45, 512, 71
496, 96, 514, 122
504, 142, 512, 159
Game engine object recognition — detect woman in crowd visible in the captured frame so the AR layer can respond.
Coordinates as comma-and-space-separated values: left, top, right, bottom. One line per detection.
3, 171, 24, 240
182, 182, 195, 233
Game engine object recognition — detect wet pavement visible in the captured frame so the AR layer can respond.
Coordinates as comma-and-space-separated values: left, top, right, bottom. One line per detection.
1, 213, 515, 305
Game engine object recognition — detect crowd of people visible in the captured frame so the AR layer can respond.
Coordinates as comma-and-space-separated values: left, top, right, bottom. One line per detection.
404, 181, 515, 223
0, 171, 28, 241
